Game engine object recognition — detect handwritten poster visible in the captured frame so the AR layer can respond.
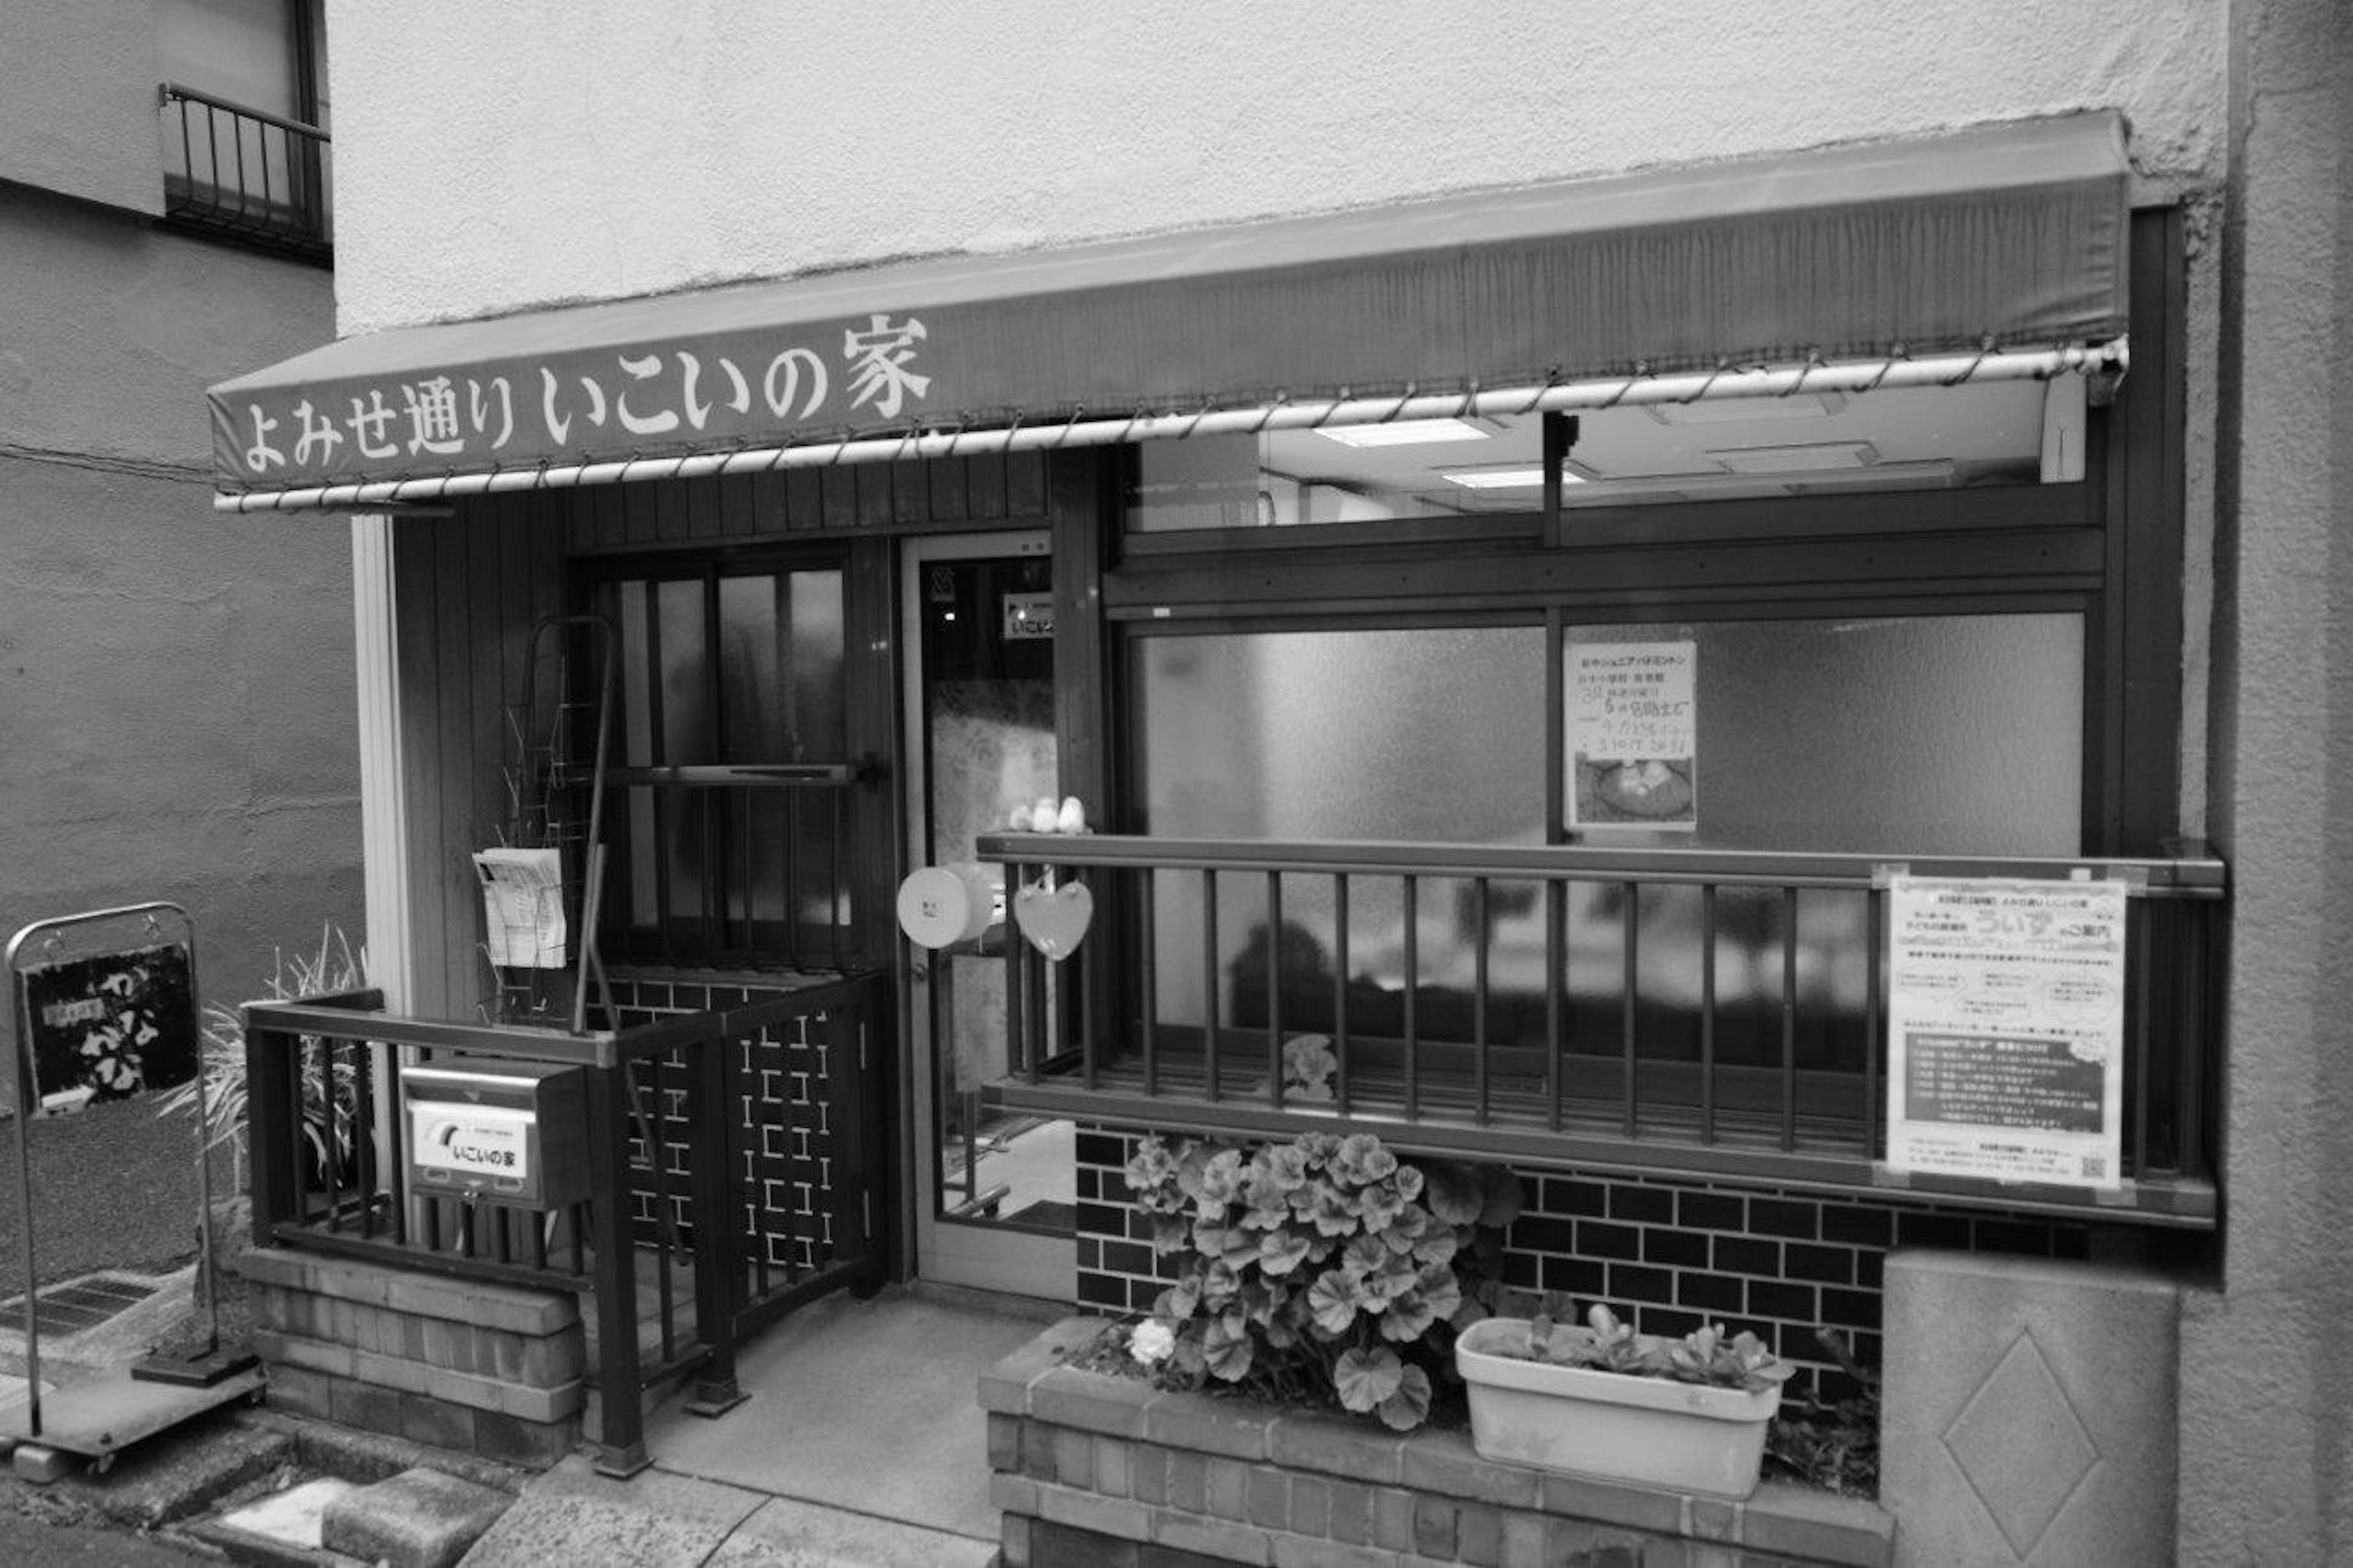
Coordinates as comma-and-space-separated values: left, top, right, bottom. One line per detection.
1885, 876, 2127, 1189
20, 942, 199, 1107
1568, 642, 1697, 830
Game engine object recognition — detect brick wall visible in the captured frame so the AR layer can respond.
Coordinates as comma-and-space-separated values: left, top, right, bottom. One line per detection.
1074, 1127, 2112, 1403
983, 1316, 1895, 1567
242, 1246, 582, 1468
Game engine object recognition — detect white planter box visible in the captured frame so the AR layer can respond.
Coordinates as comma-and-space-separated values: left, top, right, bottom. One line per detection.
1455, 1317, 1782, 1499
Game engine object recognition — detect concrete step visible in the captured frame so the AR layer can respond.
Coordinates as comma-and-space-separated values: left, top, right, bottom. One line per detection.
184, 1476, 366, 1566
324, 1465, 513, 1567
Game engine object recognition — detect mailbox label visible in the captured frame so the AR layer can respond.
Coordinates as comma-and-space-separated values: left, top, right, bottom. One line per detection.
411, 1104, 532, 1183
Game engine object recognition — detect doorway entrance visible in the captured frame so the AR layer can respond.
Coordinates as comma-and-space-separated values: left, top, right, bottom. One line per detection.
900, 532, 1075, 1298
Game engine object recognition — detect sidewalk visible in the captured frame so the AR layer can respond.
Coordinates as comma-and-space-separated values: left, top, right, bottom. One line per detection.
469, 1282, 1060, 1566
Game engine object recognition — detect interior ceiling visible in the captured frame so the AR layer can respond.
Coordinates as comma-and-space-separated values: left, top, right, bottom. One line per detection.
1250, 376, 2069, 520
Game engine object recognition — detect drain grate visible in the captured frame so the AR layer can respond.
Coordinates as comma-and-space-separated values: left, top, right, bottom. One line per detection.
0, 1273, 159, 1338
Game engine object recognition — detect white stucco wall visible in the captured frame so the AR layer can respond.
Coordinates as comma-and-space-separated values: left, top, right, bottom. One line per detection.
326, 0, 2226, 336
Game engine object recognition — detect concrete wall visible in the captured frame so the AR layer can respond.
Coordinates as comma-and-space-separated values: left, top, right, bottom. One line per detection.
2180, 0, 2353, 1561
0, 176, 361, 1009
0, 0, 163, 216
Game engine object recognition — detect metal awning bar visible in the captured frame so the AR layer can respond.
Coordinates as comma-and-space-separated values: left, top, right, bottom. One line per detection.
214, 337, 2124, 513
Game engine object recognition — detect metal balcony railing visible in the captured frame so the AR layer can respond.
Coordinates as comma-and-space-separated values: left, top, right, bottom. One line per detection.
978, 833, 2225, 1227
158, 83, 331, 264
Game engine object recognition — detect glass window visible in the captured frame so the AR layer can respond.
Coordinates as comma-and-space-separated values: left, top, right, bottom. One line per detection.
589, 565, 850, 963
1135, 626, 1546, 1037
1124, 379, 2074, 533
1563, 615, 2083, 858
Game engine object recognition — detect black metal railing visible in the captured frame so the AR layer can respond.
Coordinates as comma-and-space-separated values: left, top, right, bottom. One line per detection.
243, 974, 887, 1474
596, 762, 871, 971
157, 82, 331, 263
978, 834, 2225, 1226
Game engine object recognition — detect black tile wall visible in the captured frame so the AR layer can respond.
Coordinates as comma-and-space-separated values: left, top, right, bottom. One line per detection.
1070, 1124, 2110, 1404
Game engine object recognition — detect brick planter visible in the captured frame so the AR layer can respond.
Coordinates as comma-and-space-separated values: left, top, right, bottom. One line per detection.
980, 1317, 1893, 1567
241, 1247, 583, 1468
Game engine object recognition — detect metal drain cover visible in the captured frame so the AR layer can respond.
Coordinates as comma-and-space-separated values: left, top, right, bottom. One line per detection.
0, 1273, 159, 1339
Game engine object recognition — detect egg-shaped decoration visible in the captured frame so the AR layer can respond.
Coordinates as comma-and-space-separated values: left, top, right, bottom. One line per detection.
1032, 795, 1060, 833
1055, 795, 1087, 835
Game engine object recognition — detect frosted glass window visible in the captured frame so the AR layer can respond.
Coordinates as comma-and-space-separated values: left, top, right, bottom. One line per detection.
718, 570, 845, 763
1136, 627, 1545, 1032
1564, 615, 2083, 857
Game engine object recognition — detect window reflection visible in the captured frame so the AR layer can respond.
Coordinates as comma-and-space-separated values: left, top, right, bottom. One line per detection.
1125, 378, 2071, 532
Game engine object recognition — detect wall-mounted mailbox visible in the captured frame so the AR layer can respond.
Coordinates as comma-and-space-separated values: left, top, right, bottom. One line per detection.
398, 1058, 589, 1210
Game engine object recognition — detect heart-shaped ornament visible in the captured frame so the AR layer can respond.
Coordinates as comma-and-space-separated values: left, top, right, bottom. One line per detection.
1013, 879, 1094, 961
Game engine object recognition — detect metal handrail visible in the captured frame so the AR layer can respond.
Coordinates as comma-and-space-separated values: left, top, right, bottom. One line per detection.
979, 831, 2228, 894
158, 81, 330, 142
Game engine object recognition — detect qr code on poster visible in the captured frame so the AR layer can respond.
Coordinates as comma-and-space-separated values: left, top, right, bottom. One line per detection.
2081, 1156, 2109, 1181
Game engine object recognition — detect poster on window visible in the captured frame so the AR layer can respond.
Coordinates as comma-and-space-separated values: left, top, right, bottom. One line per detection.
1884, 875, 2127, 1190
1567, 641, 1697, 830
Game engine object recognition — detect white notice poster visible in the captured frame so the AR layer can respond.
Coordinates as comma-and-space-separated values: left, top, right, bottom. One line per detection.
1884, 876, 2128, 1189
1567, 642, 1697, 830
473, 847, 567, 968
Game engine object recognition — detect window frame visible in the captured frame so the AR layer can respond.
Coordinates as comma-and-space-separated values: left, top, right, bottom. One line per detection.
572, 545, 863, 969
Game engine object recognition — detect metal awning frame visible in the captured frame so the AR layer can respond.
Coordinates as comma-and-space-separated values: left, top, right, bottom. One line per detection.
214, 336, 2126, 514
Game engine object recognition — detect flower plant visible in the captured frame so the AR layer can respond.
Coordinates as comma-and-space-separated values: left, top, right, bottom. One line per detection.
1123, 1129, 1522, 1431
1501, 1292, 1795, 1394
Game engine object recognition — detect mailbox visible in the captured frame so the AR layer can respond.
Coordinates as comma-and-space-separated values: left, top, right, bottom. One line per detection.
399, 1059, 589, 1210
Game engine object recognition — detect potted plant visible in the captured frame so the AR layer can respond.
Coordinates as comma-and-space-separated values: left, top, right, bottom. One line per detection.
1455, 1300, 1794, 1499
1121, 1129, 1521, 1430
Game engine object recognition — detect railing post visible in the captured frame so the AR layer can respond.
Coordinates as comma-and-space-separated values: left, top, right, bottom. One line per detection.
244, 1008, 297, 1248
684, 1033, 746, 1417
586, 1062, 650, 1477
827, 991, 889, 1298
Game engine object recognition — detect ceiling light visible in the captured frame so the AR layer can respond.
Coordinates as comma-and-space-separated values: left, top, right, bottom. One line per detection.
1440, 463, 1591, 490
1707, 441, 1879, 474
1648, 392, 1846, 426
1554, 458, 1955, 504
1317, 416, 1502, 448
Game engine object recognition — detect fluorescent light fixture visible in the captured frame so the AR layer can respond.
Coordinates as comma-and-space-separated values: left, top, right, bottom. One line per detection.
1707, 441, 1879, 474
1317, 416, 1501, 448
1440, 463, 1591, 491
1555, 458, 1955, 505
1648, 392, 1846, 426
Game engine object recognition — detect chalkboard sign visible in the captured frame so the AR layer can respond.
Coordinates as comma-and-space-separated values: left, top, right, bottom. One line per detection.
20, 942, 199, 1107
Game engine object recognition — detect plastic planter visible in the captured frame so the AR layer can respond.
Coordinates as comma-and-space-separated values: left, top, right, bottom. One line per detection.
1455, 1317, 1782, 1499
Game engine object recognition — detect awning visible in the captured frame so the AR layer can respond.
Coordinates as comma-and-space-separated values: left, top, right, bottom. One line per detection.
209, 112, 2129, 512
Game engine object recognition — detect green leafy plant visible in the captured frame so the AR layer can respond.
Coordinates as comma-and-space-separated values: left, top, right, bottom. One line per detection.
1280, 1034, 1337, 1102
156, 926, 366, 1189
1122, 1129, 1521, 1430
1507, 1293, 1794, 1394
1767, 1326, 1880, 1497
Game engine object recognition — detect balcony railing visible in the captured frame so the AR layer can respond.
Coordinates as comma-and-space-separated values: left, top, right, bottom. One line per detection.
158, 83, 331, 263
243, 973, 888, 1474
977, 834, 2224, 1227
